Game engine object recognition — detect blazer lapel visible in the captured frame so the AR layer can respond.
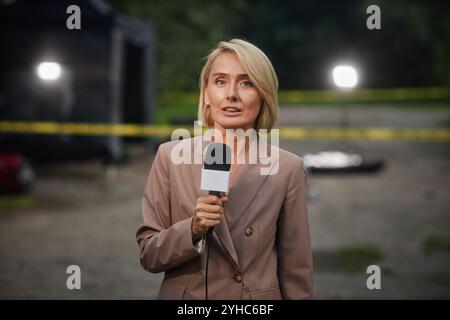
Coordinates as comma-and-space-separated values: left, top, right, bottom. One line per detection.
224, 137, 278, 230
225, 161, 271, 230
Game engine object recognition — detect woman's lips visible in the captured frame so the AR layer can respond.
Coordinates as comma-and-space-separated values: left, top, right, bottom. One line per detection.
221, 106, 242, 116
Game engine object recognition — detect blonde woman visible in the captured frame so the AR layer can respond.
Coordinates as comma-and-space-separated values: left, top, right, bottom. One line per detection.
137, 39, 313, 299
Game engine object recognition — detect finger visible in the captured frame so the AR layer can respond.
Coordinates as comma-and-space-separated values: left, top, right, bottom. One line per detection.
198, 220, 220, 229
197, 212, 221, 221
196, 204, 223, 214
203, 195, 223, 206
196, 203, 223, 213
199, 219, 221, 228
198, 212, 222, 221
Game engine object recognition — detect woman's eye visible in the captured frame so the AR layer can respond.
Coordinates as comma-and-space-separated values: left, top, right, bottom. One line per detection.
241, 80, 253, 87
215, 79, 225, 85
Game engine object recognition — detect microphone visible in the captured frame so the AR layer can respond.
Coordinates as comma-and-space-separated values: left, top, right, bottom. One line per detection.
201, 143, 231, 238
200, 143, 231, 301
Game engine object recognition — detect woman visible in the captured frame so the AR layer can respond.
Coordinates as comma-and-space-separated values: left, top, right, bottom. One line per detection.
136, 39, 313, 300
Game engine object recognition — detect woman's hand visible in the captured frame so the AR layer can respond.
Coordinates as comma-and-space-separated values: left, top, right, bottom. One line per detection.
192, 193, 228, 239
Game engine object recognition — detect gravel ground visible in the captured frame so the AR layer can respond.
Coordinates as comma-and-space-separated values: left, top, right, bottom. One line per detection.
0, 106, 449, 299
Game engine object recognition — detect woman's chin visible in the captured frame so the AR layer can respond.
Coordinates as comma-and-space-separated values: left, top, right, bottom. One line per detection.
216, 121, 249, 131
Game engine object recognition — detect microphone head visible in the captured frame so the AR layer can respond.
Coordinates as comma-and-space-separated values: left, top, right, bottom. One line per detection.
204, 143, 231, 171
201, 143, 231, 193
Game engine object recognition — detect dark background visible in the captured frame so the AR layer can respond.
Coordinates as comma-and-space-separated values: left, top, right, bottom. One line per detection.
107, 0, 450, 91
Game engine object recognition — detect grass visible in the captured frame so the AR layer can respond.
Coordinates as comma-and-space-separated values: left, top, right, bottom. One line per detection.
423, 235, 450, 255
0, 194, 34, 211
155, 102, 198, 124
154, 91, 449, 124
335, 245, 383, 274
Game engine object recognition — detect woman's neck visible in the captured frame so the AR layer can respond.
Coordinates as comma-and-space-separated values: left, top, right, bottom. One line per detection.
212, 125, 258, 164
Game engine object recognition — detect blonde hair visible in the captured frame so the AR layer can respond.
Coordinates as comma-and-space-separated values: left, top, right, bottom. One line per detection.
198, 39, 279, 131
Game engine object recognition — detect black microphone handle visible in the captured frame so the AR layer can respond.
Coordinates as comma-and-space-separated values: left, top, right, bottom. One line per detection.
206, 226, 214, 239
207, 190, 221, 238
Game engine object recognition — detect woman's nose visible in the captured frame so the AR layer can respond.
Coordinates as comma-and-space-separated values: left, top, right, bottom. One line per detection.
226, 83, 239, 102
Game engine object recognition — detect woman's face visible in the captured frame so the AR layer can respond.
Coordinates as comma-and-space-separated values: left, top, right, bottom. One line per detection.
204, 52, 262, 132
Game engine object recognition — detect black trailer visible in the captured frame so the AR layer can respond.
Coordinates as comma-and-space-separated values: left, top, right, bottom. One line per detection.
0, 0, 156, 163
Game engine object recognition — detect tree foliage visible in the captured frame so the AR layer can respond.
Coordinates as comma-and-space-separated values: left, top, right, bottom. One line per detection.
108, 0, 450, 91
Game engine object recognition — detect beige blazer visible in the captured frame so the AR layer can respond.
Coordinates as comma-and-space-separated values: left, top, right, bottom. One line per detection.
136, 136, 313, 300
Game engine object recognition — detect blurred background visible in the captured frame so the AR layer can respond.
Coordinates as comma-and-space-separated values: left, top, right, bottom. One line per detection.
0, 0, 449, 299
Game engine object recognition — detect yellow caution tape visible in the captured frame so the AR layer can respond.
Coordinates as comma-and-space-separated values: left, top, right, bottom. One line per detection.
279, 127, 450, 141
1, 121, 449, 141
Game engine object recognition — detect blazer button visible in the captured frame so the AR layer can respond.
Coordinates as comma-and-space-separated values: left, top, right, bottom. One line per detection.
245, 226, 253, 236
233, 273, 243, 283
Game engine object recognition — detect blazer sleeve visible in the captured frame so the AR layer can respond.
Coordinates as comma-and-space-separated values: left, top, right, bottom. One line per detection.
136, 144, 205, 273
277, 158, 313, 299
